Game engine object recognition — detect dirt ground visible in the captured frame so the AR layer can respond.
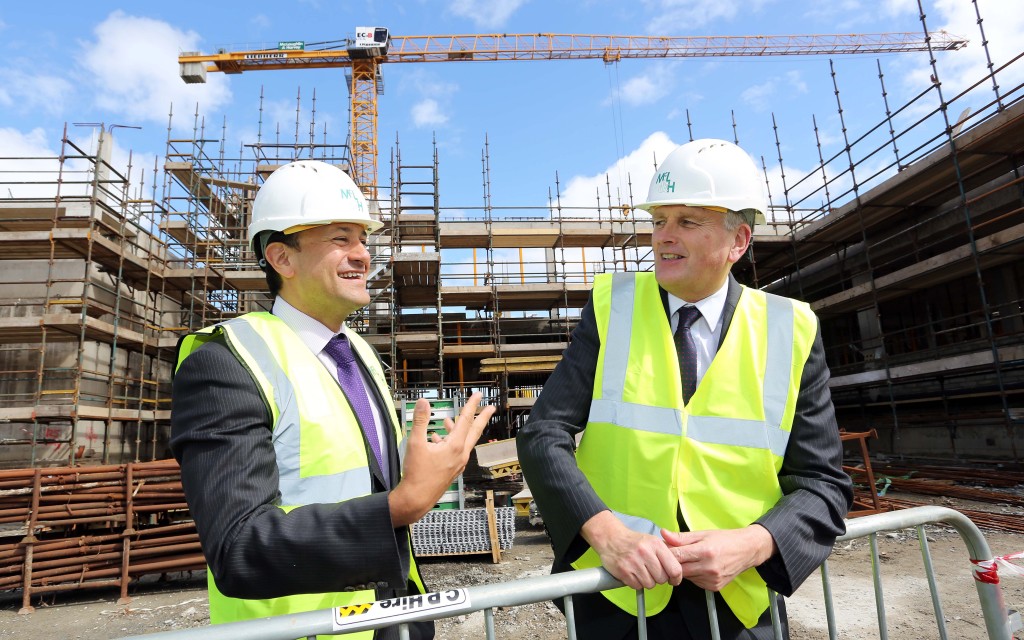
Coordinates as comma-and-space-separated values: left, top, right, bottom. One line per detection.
2, 492, 1022, 640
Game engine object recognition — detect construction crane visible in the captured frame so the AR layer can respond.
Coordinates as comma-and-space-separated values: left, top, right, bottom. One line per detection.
179, 29, 968, 196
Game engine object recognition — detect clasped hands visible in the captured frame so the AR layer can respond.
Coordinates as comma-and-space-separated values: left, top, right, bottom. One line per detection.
388, 392, 495, 527
582, 511, 776, 592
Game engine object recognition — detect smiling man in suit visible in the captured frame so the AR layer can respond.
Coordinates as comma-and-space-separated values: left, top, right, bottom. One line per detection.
171, 160, 494, 640
518, 139, 852, 639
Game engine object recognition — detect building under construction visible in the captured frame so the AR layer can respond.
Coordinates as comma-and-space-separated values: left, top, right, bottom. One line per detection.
0, 29, 1022, 470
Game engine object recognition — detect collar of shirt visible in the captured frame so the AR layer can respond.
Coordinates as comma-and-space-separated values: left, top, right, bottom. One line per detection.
271, 296, 350, 354
666, 278, 729, 334
271, 297, 391, 483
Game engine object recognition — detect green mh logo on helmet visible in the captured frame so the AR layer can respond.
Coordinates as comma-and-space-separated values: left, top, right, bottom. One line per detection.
655, 171, 676, 193
339, 188, 365, 212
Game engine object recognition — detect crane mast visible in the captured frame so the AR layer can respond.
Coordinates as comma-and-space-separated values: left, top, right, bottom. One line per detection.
180, 30, 968, 195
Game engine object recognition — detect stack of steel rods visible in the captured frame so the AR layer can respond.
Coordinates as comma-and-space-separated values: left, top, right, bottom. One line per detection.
851, 485, 1024, 533
880, 496, 1024, 533
0, 460, 205, 612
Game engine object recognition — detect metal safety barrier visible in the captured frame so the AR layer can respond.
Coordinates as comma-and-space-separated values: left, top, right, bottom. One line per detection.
117, 506, 1020, 640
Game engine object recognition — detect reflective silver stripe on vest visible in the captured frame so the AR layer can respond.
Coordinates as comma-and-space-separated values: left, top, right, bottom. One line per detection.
686, 415, 790, 457
601, 272, 636, 401
763, 294, 793, 432
222, 317, 372, 504
611, 510, 662, 537
592, 274, 685, 435
589, 398, 682, 436
591, 279, 796, 457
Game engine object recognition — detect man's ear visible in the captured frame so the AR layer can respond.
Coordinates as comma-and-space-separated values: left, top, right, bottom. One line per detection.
728, 224, 752, 264
263, 241, 296, 279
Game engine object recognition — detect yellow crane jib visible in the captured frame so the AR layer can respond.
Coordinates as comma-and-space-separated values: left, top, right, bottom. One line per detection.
178, 28, 969, 196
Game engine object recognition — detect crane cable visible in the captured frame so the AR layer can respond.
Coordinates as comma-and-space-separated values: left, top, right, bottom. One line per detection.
607, 59, 628, 222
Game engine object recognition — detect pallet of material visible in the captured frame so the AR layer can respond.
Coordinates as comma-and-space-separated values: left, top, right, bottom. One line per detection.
410, 492, 512, 564
511, 482, 532, 517
474, 438, 520, 479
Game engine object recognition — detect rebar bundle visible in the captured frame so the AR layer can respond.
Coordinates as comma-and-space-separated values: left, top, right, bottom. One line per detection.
0, 460, 205, 612
411, 507, 515, 556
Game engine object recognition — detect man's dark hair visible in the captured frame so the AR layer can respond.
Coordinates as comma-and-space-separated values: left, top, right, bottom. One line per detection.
257, 231, 302, 297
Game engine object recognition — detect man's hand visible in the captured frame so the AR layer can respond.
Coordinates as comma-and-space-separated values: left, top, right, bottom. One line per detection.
581, 511, 683, 590
661, 525, 776, 592
389, 393, 495, 527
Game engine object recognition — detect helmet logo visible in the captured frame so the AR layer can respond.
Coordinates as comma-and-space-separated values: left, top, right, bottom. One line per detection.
655, 171, 675, 193
339, 188, 365, 212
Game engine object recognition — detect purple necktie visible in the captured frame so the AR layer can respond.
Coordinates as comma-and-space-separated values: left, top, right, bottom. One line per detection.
323, 333, 385, 475
674, 306, 702, 404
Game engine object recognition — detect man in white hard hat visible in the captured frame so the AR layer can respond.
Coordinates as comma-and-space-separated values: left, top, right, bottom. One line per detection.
519, 139, 852, 639
171, 160, 494, 639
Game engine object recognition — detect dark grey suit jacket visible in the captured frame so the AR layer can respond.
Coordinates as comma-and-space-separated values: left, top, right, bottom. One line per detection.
171, 331, 432, 640
518, 274, 853, 640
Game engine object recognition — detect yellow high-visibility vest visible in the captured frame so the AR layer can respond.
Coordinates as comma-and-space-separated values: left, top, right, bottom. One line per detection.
572, 273, 817, 628
177, 312, 426, 639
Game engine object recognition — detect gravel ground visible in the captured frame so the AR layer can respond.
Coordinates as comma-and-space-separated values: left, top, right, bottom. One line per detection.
2, 496, 1023, 639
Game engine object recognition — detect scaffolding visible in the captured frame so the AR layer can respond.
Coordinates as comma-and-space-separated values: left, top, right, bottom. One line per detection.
735, 6, 1024, 460
0, 3, 1021, 467
0, 126, 176, 468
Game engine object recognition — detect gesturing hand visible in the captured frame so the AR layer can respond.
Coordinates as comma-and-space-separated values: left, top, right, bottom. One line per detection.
389, 393, 495, 527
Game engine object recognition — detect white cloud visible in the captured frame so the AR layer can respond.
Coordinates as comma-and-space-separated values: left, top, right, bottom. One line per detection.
406, 69, 459, 98
401, 69, 458, 128
901, 0, 1024, 108
761, 161, 856, 226
0, 69, 73, 116
411, 99, 449, 127
785, 71, 808, 94
740, 80, 776, 111
0, 128, 64, 199
447, 0, 529, 29
0, 127, 160, 205
253, 93, 342, 147
813, 121, 843, 149
608, 63, 678, 107
739, 72, 806, 112
761, 148, 903, 227
0, 128, 53, 156
802, 0, 870, 28
558, 131, 678, 217
643, 0, 770, 30
882, 0, 916, 17
79, 11, 232, 125
250, 14, 271, 30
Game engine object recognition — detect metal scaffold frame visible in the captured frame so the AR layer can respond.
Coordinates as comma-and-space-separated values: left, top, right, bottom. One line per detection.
0, 126, 177, 468
0, 2, 1020, 466
746, 1, 1024, 460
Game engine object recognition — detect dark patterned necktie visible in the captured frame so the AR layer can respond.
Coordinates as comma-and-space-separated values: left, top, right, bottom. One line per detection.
674, 306, 702, 404
322, 333, 385, 474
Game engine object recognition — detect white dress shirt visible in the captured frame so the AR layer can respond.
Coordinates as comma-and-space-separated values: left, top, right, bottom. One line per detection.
666, 278, 730, 384
272, 297, 390, 481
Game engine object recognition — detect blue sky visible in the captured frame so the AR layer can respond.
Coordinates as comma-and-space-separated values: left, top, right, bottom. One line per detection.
1, 0, 1021, 222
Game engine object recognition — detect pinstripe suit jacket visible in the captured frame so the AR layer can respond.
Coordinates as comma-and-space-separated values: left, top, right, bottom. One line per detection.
170, 330, 432, 640
518, 274, 853, 640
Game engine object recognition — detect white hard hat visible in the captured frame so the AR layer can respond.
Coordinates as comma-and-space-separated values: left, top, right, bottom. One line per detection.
248, 160, 382, 253
636, 138, 767, 226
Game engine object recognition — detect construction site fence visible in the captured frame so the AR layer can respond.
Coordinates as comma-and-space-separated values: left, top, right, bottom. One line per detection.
117, 506, 1020, 640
